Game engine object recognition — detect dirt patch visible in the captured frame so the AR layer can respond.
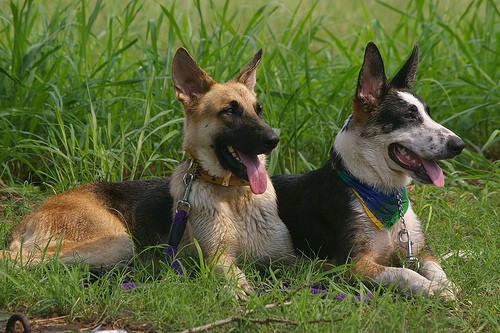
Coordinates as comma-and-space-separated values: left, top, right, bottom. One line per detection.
1, 312, 156, 333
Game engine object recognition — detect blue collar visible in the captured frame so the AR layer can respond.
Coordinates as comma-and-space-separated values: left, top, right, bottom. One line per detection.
337, 170, 409, 229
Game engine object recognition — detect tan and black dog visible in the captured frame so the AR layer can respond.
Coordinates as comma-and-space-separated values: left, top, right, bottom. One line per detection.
3, 48, 294, 295
169, 48, 293, 295
272, 42, 465, 300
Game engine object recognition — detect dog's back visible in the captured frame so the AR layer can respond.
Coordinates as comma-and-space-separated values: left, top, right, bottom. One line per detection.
273, 156, 355, 263
90, 178, 172, 245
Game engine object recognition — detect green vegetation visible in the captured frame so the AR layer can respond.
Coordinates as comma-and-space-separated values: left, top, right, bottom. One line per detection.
1, 0, 498, 332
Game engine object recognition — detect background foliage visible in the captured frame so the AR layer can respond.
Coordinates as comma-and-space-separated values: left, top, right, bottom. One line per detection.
0, 0, 498, 187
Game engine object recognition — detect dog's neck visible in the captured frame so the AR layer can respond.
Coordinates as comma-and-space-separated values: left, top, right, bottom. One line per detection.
332, 116, 412, 193
330, 146, 410, 230
184, 155, 250, 187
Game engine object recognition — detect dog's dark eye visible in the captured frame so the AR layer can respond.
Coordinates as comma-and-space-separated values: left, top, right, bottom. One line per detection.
220, 101, 241, 117
224, 107, 235, 115
407, 105, 418, 119
255, 102, 263, 116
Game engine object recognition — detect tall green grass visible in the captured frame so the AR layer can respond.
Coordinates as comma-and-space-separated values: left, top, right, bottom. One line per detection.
0, 0, 498, 186
0, 0, 498, 332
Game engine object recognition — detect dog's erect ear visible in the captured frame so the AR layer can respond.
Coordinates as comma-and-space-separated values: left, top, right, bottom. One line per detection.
390, 44, 419, 89
356, 42, 388, 107
172, 47, 215, 106
235, 49, 262, 91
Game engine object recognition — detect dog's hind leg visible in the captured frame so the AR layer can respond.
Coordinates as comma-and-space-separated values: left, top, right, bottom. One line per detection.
56, 233, 134, 267
6, 186, 134, 267
6, 231, 133, 267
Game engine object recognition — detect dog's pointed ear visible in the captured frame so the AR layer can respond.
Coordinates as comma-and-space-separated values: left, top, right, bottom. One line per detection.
355, 42, 388, 107
390, 44, 419, 89
235, 49, 262, 91
171, 47, 215, 106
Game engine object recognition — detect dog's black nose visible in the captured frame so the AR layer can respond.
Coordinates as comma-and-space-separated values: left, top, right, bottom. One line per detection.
447, 136, 465, 155
263, 133, 279, 151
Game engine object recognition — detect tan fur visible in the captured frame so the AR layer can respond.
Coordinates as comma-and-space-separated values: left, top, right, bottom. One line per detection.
5, 184, 133, 266
171, 48, 294, 296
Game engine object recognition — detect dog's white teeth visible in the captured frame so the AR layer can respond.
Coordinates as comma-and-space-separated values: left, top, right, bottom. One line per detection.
227, 146, 240, 160
396, 145, 419, 165
398, 146, 416, 162
397, 146, 408, 156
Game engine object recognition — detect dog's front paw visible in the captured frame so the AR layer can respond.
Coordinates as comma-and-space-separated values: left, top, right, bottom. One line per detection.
441, 280, 462, 301
428, 280, 461, 302
222, 281, 253, 300
236, 278, 254, 300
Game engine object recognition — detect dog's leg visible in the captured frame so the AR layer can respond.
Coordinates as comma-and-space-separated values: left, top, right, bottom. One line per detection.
418, 248, 460, 300
7, 233, 133, 267
57, 233, 134, 267
216, 253, 253, 299
353, 254, 456, 300
7, 196, 135, 267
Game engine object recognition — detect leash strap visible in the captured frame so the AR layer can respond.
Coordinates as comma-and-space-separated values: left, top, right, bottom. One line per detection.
166, 161, 196, 275
166, 209, 188, 275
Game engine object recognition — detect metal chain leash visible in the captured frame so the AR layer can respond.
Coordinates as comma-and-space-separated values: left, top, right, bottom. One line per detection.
397, 191, 420, 271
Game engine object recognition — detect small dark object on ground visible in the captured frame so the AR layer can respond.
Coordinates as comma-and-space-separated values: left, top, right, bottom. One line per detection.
6, 313, 31, 333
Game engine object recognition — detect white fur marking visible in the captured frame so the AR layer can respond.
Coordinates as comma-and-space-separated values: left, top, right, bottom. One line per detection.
397, 91, 451, 132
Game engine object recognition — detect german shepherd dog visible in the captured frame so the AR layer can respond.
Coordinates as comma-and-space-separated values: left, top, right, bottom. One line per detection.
4, 48, 294, 295
272, 42, 465, 300
169, 48, 293, 294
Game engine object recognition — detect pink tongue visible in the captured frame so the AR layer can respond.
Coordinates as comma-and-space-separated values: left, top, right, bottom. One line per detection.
421, 158, 445, 188
236, 150, 268, 194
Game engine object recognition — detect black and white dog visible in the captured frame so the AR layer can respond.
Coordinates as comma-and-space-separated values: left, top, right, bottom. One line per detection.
272, 42, 465, 300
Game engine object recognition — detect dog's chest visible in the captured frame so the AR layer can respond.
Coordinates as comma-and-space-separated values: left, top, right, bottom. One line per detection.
378, 212, 425, 262
351, 198, 425, 264
171, 175, 291, 259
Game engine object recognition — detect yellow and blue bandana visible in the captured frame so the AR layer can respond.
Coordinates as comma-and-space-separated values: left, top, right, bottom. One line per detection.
337, 170, 409, 229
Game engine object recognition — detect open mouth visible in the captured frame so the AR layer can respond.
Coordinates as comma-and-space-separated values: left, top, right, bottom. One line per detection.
218, 145, 268, 194
388, 143, 444, 187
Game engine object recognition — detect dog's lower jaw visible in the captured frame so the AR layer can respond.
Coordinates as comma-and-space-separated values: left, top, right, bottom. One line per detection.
374, 164, 413, 190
